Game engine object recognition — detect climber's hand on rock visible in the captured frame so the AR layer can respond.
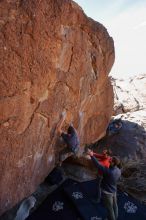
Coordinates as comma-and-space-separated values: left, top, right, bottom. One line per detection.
61, 111, 66, 120
79, 111, 84, 119
69, 122, 73, 127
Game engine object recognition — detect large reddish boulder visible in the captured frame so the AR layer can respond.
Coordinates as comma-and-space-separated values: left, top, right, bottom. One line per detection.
0, 0, 114, 214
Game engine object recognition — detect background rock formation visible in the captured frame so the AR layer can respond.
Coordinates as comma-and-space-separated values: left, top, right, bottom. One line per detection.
112, 74, 146, 115
0, 0, 114, 214
98, 74, 146, 203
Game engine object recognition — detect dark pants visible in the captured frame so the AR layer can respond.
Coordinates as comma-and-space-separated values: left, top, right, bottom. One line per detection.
96, 176, 102, 202
102, 192, 118, 220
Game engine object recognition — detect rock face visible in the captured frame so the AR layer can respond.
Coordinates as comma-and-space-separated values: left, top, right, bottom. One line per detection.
0, 0, 114, 214
108, 74, 146, 161
112, 74, 146, 115
98, 74, 146, 203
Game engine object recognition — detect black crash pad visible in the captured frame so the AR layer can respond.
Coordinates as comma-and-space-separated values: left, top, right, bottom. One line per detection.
77, 180, 146, 220
117, 190, 146, 220
27, 178, 146, 220
26, 179, 80, 220
64, 182, 105, 220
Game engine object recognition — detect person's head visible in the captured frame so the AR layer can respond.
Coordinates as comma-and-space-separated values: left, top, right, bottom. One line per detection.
103, 149, 112, 156
67, 125, 74, 134
115, 123, 120, 128
102, 149, 108, 155
114, 119, 122, 128
110, 156, 121, 167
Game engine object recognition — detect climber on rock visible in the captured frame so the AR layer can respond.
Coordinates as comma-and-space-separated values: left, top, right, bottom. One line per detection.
107, 118, 123, 136
57, 111, 82, 166
87, 149, 121, 220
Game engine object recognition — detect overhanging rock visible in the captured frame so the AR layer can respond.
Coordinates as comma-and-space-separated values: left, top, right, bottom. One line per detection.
0, 0, 114, 214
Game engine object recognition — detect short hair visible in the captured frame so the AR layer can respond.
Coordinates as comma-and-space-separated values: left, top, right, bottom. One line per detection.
114, 119, 122, 127
114, 119, 122, 124
103, 149, 112, 156
67, 126, 74, 134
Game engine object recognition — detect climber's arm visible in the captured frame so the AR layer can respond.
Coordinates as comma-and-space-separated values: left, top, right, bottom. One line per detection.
77, 111, 84, 137
56, 111, 66, 135
93, 152, 105, 160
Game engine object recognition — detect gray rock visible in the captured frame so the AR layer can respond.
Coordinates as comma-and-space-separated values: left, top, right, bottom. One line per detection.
14, 196, 36, 220
111, 74, 146, 115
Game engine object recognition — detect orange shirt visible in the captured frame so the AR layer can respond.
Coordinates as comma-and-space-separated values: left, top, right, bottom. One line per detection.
93, 152, 111, 175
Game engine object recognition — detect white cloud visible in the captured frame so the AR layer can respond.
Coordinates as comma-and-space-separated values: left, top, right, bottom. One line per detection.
104, 6, 146, 77
74, 1, 146, 77
134, 21, 146, 30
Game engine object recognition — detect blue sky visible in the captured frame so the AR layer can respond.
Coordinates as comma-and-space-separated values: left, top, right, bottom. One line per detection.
74, 0, 146, 77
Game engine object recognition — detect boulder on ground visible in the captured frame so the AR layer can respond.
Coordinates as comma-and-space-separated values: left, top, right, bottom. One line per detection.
0, 0, 114, 214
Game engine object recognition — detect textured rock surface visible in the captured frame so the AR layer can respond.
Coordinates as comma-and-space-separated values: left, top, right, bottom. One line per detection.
0, 0, 114, 214
112, 74, 146, 115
